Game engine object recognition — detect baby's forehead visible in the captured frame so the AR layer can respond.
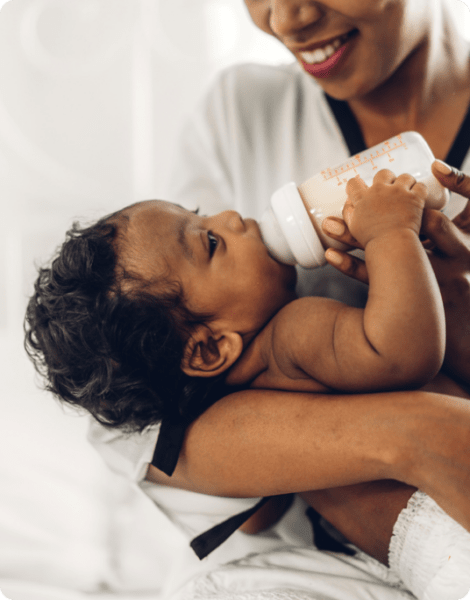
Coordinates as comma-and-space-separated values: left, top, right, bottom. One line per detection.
111, 200, 185, 237
111, 199, 189, 277
123, 199, 188, 218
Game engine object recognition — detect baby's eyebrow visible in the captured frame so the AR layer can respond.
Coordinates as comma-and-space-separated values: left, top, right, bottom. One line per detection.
177, 217, 194, 263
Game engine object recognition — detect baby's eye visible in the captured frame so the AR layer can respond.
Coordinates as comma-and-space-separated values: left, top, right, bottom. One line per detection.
207, 231, 218, 257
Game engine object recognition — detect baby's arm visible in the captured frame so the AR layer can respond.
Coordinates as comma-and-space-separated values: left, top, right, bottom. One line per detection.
258, 171, 445, 392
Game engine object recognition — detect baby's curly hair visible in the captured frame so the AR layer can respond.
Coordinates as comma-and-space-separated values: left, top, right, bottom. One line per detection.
24, 210, 226, 432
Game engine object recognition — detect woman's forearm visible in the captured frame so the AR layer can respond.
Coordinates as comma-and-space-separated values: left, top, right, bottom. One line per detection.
157, 389, 470, 512
171, 389, 399, 495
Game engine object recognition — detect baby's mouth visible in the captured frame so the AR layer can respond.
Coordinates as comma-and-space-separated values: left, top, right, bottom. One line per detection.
299, 30, 358, 66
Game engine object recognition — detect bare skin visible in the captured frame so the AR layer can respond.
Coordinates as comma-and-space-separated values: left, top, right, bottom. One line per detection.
145, 0, 470, 570
240, 1, 470, 565
324, 163, 470, 387
146, 386, 470, 540
244, 0, 470, 159
299, 373, 470, 565
225, 172, 444, 395
294, 165, 470, 565
146, 167, 470, 567
133, 171, 448, 566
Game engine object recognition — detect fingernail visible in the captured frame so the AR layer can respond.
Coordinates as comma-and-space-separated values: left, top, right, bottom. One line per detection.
433, 159, 452, 175
323, 219, 345, 236
325, 249, 342, 265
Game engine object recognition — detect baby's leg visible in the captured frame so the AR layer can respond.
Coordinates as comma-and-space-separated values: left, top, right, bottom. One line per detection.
300, 480, 414, 565
302, 369, 470, 599
302, 484, 470, 600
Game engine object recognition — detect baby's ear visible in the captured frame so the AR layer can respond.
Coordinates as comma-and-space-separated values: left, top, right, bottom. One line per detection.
181, 326, 243, 378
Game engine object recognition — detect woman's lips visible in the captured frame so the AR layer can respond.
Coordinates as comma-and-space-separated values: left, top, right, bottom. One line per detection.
299, 32, 355, 79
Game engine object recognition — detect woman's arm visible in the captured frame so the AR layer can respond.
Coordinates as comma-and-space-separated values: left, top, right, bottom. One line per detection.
146, 387, 470, 533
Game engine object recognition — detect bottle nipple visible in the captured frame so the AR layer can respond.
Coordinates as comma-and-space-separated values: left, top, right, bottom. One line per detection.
259, 205, 296, 265
259, 182, 326, 268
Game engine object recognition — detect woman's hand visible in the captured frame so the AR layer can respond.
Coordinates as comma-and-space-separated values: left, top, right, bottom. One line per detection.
422, 161, 470, 384
322, 191, 368, 284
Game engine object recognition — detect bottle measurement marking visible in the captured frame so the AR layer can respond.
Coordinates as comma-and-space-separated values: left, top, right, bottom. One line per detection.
321, 136, 408, 185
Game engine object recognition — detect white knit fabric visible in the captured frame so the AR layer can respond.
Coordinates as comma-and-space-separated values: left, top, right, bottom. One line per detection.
389, 491, 470, 600
177, 545, 413, 600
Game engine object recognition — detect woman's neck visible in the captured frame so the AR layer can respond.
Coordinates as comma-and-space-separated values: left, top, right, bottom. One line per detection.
348, 8, 470, 158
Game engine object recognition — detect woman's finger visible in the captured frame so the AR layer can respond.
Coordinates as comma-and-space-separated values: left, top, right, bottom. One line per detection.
432, 160, 470, 197
421, 208, 467, 258
325, 248, 369, 285
432, 160, 470, 230
342, 199, 355, 228
322, 217, 363, 248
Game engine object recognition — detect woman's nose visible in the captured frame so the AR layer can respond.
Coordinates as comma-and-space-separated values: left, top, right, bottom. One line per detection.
269, 0, 323, 39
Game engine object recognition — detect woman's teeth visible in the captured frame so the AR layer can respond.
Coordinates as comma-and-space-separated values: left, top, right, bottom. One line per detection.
300, 37, 343, 65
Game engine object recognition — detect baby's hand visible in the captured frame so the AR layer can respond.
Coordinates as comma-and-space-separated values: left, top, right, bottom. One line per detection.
343, 170, 427, 247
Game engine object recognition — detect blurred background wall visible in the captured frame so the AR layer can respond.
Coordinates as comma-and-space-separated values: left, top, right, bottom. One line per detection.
0, 1, 293, 593
0, 0, 294, 340
0, 0, 469, 594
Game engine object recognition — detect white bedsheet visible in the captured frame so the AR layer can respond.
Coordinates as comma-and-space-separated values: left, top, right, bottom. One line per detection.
0, 579, 160, 600
0, 335, 184, 596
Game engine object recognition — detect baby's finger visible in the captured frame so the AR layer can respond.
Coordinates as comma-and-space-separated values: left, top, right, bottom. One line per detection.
372, 169, 396, 184
325, 249, 369, 285
322, 217, 362, 248
395, 173, 418, 189
410, 181, 428, 199
345, 175, 368, 204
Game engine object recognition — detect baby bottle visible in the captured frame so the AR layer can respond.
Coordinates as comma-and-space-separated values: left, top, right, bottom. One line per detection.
259, 132, 449, 268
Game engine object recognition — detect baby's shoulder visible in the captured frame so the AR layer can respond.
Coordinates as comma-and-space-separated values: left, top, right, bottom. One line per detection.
226, 298, 338, 392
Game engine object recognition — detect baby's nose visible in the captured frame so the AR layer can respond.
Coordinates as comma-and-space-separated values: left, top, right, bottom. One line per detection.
220, 210, 246, 233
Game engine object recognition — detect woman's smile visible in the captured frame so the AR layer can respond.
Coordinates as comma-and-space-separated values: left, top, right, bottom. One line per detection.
244, 0, 430, 101
297, 30, 358, 78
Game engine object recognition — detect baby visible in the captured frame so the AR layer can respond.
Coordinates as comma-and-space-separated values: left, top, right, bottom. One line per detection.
25, 170, 470, 600
26, 170, 448, 432
113, 170, 447, 401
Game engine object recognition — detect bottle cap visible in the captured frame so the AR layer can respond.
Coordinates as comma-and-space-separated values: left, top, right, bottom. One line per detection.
259, 182, 326, 268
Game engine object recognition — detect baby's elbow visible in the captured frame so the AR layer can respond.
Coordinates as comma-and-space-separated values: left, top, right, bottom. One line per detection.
389, 349, 444, 390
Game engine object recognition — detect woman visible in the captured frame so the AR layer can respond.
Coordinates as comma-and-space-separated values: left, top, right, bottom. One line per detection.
89, 1, 470, 598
